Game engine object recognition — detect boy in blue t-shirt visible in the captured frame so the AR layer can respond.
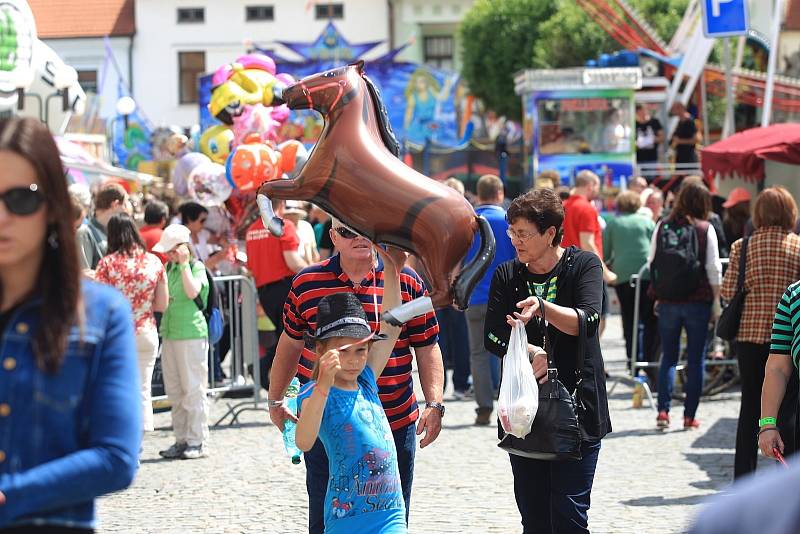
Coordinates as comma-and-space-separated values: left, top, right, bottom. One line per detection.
296, 246, 406, 534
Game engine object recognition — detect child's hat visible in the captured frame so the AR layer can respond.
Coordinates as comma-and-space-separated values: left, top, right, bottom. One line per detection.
309, 292, 387, 342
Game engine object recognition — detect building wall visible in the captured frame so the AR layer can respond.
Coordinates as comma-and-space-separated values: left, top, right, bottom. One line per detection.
133, 0, 390, 127
40, 36, 132, 119
392, 0, 474, 71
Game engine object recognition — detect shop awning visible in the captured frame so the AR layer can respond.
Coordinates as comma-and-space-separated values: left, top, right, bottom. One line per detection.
701, 123, 800, 182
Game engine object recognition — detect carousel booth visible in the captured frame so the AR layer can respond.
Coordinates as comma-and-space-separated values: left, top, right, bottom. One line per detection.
514, 67, 642, 192
702, 123, 800, 199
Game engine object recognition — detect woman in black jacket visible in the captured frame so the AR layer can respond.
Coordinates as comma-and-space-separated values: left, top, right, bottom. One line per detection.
485, 188, 611, 534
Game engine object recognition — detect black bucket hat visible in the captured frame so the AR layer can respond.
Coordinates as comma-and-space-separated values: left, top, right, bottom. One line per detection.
306, 292, 388, 342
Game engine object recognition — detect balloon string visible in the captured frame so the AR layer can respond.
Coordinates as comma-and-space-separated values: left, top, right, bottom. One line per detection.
337, 267, 379, 352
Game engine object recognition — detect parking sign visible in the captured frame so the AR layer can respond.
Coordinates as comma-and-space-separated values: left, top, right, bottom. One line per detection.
701, 0, 749, 37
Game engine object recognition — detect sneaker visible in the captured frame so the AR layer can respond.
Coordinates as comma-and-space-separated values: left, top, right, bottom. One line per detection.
683, 417, 701, 430
452, 389, 473, 401
475, 408, 493, 426
656, 411, 670, 429
158, 442, 187, 459
181, 444, 206, 459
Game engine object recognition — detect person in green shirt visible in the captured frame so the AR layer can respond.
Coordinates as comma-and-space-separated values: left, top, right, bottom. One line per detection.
152, 224, 210, 460
604, 190, 657, 380
759, 279, 800, 461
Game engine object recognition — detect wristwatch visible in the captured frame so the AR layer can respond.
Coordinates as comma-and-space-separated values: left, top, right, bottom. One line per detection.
425, 402, 445, 418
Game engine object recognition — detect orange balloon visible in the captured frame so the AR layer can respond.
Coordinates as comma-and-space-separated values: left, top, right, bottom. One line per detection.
225, 143, 281, 192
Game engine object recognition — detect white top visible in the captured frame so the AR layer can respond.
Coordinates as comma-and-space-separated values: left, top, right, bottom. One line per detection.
647, 219, 722, 286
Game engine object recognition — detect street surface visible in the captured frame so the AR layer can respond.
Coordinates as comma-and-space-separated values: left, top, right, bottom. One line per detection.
98, 315, 776, 533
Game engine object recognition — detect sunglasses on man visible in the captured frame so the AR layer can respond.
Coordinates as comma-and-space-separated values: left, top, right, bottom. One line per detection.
334, 226, 359, 239
0, 184, 44, 216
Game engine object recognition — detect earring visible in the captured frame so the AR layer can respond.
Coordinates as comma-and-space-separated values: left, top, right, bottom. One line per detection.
47, 230, 59, 249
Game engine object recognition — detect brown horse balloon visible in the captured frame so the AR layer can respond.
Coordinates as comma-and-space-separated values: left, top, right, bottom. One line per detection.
257, 61, 495, 313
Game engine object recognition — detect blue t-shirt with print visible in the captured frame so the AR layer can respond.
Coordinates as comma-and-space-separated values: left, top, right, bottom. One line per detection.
298, 366, 406, 534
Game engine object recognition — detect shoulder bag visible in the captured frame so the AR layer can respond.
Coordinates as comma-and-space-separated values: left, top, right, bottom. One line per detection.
716, 237, 749, 341
498, 296, 586, 461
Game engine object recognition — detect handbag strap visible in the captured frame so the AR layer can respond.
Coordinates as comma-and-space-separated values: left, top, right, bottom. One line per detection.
535, 297, 587, 402
735, 237, 749, 292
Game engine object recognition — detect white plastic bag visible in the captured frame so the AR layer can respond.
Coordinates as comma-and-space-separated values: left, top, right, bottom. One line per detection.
498, 320, 539, 438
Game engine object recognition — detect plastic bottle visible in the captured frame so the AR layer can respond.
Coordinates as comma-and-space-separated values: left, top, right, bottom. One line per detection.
282, 377, 302, 465
632, 375, 646, 409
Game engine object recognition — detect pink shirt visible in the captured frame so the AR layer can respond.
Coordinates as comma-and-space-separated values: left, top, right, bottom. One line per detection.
96, 250, 165, 332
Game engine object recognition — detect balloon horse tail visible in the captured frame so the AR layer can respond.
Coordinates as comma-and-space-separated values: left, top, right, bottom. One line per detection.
256, 61, 496, 319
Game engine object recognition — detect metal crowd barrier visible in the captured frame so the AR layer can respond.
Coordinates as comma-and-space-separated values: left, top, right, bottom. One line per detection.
634, 162, 702, 181
608, 258, 736, 411
151, 274, 264, 426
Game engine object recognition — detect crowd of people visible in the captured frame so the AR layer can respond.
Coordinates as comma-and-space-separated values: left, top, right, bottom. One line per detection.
2, 114, 800, 533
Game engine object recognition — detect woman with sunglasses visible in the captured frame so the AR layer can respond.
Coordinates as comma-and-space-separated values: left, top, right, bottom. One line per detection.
0, 117, 140, 531
484, 188, 611, 534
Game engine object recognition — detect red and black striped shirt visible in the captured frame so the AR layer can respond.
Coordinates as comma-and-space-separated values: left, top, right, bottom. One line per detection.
283, 254, 439, 430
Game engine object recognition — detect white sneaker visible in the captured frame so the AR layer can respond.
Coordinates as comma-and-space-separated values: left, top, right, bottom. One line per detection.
181, 444, 206, 459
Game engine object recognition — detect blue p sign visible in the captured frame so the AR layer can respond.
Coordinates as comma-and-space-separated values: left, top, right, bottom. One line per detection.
702, 0, 749, 37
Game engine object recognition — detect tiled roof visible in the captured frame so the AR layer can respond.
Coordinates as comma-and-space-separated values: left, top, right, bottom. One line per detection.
28, 0, 135, 39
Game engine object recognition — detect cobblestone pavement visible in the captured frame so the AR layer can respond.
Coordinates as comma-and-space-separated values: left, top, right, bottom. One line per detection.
97, 315, 776, 533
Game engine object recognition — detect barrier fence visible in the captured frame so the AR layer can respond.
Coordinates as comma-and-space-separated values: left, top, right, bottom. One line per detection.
151, 274, 265, 426
608, 257, 738, 411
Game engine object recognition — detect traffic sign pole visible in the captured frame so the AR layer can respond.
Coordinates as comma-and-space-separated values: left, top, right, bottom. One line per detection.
762, 0, 783, 127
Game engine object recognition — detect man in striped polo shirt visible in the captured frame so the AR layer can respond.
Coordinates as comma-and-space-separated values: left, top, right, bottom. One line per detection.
267, 218, 444, 533
759, 279, 800, 462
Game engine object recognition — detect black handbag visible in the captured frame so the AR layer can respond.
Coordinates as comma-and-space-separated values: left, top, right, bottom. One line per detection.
498, 296, 586, 461
717, 237, 749, 341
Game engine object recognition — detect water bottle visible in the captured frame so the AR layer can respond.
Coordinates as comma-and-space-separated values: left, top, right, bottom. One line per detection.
632, 375, 646, 409
282, 377, 302, 465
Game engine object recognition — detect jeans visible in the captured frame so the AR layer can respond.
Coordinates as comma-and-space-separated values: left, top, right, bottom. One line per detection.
656, 302, 711, 418
304, 423, 416, 533
465, 304, 495, 411
436, 307, 471, 392
734, 342, 799, 479
508, 441, 601, 534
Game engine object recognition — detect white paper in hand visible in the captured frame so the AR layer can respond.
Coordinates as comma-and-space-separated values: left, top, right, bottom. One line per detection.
498, 320, 539, 439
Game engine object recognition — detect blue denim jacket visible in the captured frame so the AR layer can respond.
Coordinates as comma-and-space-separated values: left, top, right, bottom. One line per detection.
0, 280, 141, 529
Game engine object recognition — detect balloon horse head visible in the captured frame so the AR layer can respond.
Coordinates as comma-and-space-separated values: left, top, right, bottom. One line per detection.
256, 61, 495, 315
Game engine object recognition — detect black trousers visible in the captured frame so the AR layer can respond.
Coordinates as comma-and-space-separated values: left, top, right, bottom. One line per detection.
614, 281, 660, 383
734, 342, 799, 479
256, 276, 294, 390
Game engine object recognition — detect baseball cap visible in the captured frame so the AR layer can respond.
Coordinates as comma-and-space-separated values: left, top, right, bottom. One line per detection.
152, 224, 192, 253
722, 187, 752, 208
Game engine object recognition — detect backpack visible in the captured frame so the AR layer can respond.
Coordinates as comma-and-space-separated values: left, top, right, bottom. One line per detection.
192, 264, 225, 345
650, 219, 707, 300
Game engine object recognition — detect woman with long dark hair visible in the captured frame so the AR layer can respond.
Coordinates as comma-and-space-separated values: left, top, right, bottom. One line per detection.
0, 117, 140, 531
96, 213, 167, 435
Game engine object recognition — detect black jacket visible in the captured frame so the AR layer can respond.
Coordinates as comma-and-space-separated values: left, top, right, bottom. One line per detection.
484, 247, 612, 441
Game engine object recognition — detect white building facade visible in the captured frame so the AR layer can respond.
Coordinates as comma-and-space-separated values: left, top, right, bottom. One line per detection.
133, 0, 474, 128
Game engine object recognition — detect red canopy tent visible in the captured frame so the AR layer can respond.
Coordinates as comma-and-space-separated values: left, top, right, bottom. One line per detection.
702, 124, 800, 183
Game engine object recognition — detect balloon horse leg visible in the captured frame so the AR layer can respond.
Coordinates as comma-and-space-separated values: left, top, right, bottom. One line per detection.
257, 193, 284, 236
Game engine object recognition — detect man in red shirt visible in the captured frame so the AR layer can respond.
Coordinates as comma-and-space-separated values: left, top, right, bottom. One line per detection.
562, 170, 616, 332
246, 199, 309, 387
139, 200, 168, 263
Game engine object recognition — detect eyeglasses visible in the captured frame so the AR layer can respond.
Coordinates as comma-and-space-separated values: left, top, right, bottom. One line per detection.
506, 228, 537, 242
334, 226, 358, 239
0, 184, 44, 216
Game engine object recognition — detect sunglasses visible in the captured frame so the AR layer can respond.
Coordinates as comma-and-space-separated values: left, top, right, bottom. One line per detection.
0, 184, 44, 216
334, 226, 358, 239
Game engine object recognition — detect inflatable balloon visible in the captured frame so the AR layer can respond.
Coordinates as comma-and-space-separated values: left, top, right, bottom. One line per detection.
277, 139, 308, 178
173, 152, 210, 197
231, 103, 279, 146
199, 125, 234, 164
188, 161, 232, 206
226, 142, 281, 192
209, 62, 282, 125
257, 62, 496, 311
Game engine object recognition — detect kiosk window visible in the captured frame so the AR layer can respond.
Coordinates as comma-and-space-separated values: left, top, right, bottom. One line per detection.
537, 97, 632, 155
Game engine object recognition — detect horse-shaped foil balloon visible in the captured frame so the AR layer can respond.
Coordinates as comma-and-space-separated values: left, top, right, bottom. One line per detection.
257, 61, 495, 317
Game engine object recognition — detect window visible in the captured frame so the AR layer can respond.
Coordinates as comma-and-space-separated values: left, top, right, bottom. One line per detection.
536, 97, 633, 155
246, 5, 274, 21
178, 51, 206, 104
423, 36, 454, 71
315, 3, 343, 19
77, 70, 98, 94
177, 7, 204, 23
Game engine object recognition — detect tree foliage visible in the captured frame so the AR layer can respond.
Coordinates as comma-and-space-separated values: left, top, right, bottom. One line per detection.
458, 0, 556, 119
459, 0, 690, 116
